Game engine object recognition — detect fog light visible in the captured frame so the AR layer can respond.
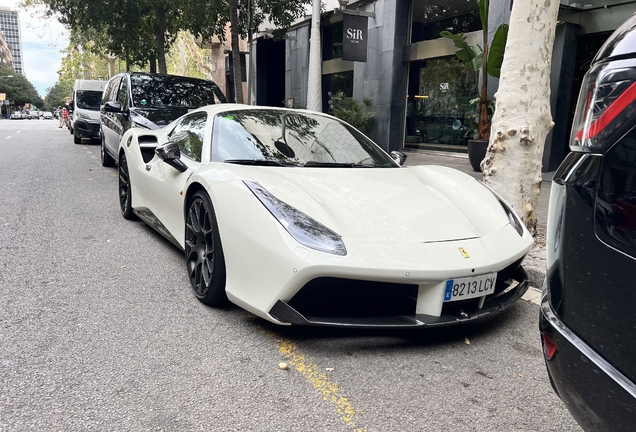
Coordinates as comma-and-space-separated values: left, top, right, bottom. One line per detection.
542, 332, 558, 360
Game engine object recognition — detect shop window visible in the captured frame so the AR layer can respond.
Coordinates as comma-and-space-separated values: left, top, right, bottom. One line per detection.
405, 57, 476, 150
323, 22, 344, 60
411, 2, 480, 43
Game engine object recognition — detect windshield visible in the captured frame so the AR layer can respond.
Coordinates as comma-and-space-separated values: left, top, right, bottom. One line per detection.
76, 90, 102, 110
130, 73, 227, 109
211, 109, 398, 168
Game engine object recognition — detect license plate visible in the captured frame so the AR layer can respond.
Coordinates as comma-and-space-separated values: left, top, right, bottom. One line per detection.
443, 273, 497, 302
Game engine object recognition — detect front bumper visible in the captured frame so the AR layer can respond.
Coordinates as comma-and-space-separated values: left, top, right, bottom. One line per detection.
540, 295, 636, 431
270, 265, 529, 328
74, 118, 101, 139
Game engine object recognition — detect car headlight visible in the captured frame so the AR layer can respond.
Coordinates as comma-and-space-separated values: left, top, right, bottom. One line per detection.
244, 181, 347, 256
75, 112, 91, 120
499, 200, 524, 236
481, 183, 525, 236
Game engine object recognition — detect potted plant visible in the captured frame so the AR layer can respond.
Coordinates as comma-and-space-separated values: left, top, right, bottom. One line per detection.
441, 0, 508, 171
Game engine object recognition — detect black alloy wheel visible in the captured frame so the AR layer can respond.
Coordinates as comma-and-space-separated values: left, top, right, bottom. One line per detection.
101, 134, 115, 167
185, 191, 227, 306
118, 154, 137, 220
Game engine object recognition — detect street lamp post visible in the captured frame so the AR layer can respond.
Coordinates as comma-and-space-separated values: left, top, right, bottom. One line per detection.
0, 75, 14, 119
306, 0, 322, 112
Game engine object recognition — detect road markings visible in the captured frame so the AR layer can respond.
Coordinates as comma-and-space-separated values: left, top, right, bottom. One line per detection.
5, 136, 11, 139
262, 329, 366, 431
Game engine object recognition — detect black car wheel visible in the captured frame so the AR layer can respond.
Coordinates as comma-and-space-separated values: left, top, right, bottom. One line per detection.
185, 191, 227, 306
118, 153, 137, 220
73, 131, 81, 144
101, 134, 115, 167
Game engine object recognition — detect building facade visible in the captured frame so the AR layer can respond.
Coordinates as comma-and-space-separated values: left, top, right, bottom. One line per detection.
0, 7, 23, 75
0, 29, 13, 70
251, 0, 636, 172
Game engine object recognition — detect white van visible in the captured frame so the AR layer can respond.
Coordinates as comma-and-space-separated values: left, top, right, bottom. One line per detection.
71, 79, 105, 144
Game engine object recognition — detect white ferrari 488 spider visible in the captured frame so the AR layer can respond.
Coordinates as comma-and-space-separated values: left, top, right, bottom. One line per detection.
117, 104, 533, 327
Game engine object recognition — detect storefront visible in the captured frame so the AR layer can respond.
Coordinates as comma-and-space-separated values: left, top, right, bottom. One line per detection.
251, 0, 636, 171
404, 1, 481, 152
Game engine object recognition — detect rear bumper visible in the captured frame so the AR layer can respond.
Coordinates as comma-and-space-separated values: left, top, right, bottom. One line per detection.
74, 118, 101, 139
540, 295, 636, 431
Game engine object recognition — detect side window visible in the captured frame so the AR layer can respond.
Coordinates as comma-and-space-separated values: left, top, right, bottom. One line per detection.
596, 128, 636, 257
117, 77, 128, 107
102, 76, 120, 105
169, 112, 208, 162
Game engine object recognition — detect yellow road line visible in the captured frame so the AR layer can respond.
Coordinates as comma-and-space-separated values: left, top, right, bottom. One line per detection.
263, 329, 366, 431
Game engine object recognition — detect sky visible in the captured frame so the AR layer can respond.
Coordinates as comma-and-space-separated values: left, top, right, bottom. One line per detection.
0, 0, 68, 97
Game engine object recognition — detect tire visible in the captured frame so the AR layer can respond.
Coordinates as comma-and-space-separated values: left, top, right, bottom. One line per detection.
100, 134, 115, 167
185, 191, 227, 306
118, 153, 137, 220
74, 131, 81, 144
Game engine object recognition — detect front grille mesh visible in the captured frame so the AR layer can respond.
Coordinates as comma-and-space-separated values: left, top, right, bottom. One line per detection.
288, 278, 418, 318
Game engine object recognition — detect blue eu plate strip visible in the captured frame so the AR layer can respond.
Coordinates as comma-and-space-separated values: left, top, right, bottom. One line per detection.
444, 280, 454, 302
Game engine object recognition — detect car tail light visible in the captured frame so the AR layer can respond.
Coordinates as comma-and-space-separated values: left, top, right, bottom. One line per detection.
541, 332, 558, 361
570, 63, 636, 152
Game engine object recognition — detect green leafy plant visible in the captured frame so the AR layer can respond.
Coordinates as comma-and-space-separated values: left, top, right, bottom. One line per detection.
441, 0, 508, 141
329, 93, 376, 133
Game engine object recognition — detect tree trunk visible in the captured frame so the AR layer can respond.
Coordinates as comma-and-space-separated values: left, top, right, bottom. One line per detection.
125, 46, 131, 72
97, 52, 118, 78
150, 53, 157, 74
229, 0, 244, 104
155, 10, 168, 74
481, 0, 560, 236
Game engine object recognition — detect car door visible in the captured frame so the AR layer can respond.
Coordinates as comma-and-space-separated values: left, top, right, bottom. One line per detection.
107, 75, 131, 157
101, 76, 121, 152
143, 111, 209, 246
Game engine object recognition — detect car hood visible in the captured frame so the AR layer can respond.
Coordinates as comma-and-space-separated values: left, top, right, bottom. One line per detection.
130, 106, 189, 129
240, 165, 511, 243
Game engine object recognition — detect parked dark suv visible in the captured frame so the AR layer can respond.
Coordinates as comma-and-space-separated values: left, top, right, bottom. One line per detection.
100, 72, 227, 167
540, 14, 636, 431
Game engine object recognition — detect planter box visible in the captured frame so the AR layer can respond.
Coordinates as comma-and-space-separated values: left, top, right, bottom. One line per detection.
467, 139, 489, 172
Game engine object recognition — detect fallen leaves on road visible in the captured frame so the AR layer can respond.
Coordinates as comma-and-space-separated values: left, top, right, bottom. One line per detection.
326, 368, 334, 372
279, 362, 289, 371
120, 265, 127, 269
464, 337, 471, 345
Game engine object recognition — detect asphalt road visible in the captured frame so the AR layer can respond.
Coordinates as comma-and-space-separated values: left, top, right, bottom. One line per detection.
0, 119, 581, 431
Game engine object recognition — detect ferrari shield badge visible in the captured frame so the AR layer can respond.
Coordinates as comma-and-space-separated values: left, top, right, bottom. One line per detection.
459, 247, 470, 258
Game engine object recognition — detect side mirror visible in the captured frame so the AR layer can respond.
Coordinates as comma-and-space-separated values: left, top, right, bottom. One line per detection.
104, 101, 123, 113
156, 141, 188, 173
390, 150, 408, 166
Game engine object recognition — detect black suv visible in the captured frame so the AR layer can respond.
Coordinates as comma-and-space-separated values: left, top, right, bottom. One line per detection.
540, 14, 636, 431
99, 72, 227, 167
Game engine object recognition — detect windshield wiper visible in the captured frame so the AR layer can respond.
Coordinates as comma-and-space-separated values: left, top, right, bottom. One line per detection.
224, 159, 291, 166
303, 161, 378, 168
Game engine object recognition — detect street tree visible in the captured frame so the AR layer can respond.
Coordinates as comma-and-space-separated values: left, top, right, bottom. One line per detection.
187, 0, 310, 103
21, 0, 180, 73
166, 31, 212, 79
0, 66, 42, 107
481, 0, 561, 235
45, 81, 72, 108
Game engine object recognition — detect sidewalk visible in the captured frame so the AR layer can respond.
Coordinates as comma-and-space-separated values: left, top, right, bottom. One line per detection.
403, 149, 548, 295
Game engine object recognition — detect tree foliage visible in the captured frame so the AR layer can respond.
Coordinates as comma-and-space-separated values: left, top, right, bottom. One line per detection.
22, 0, 311, 101
44, 80, 72, 108
0, 66, 43, 107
